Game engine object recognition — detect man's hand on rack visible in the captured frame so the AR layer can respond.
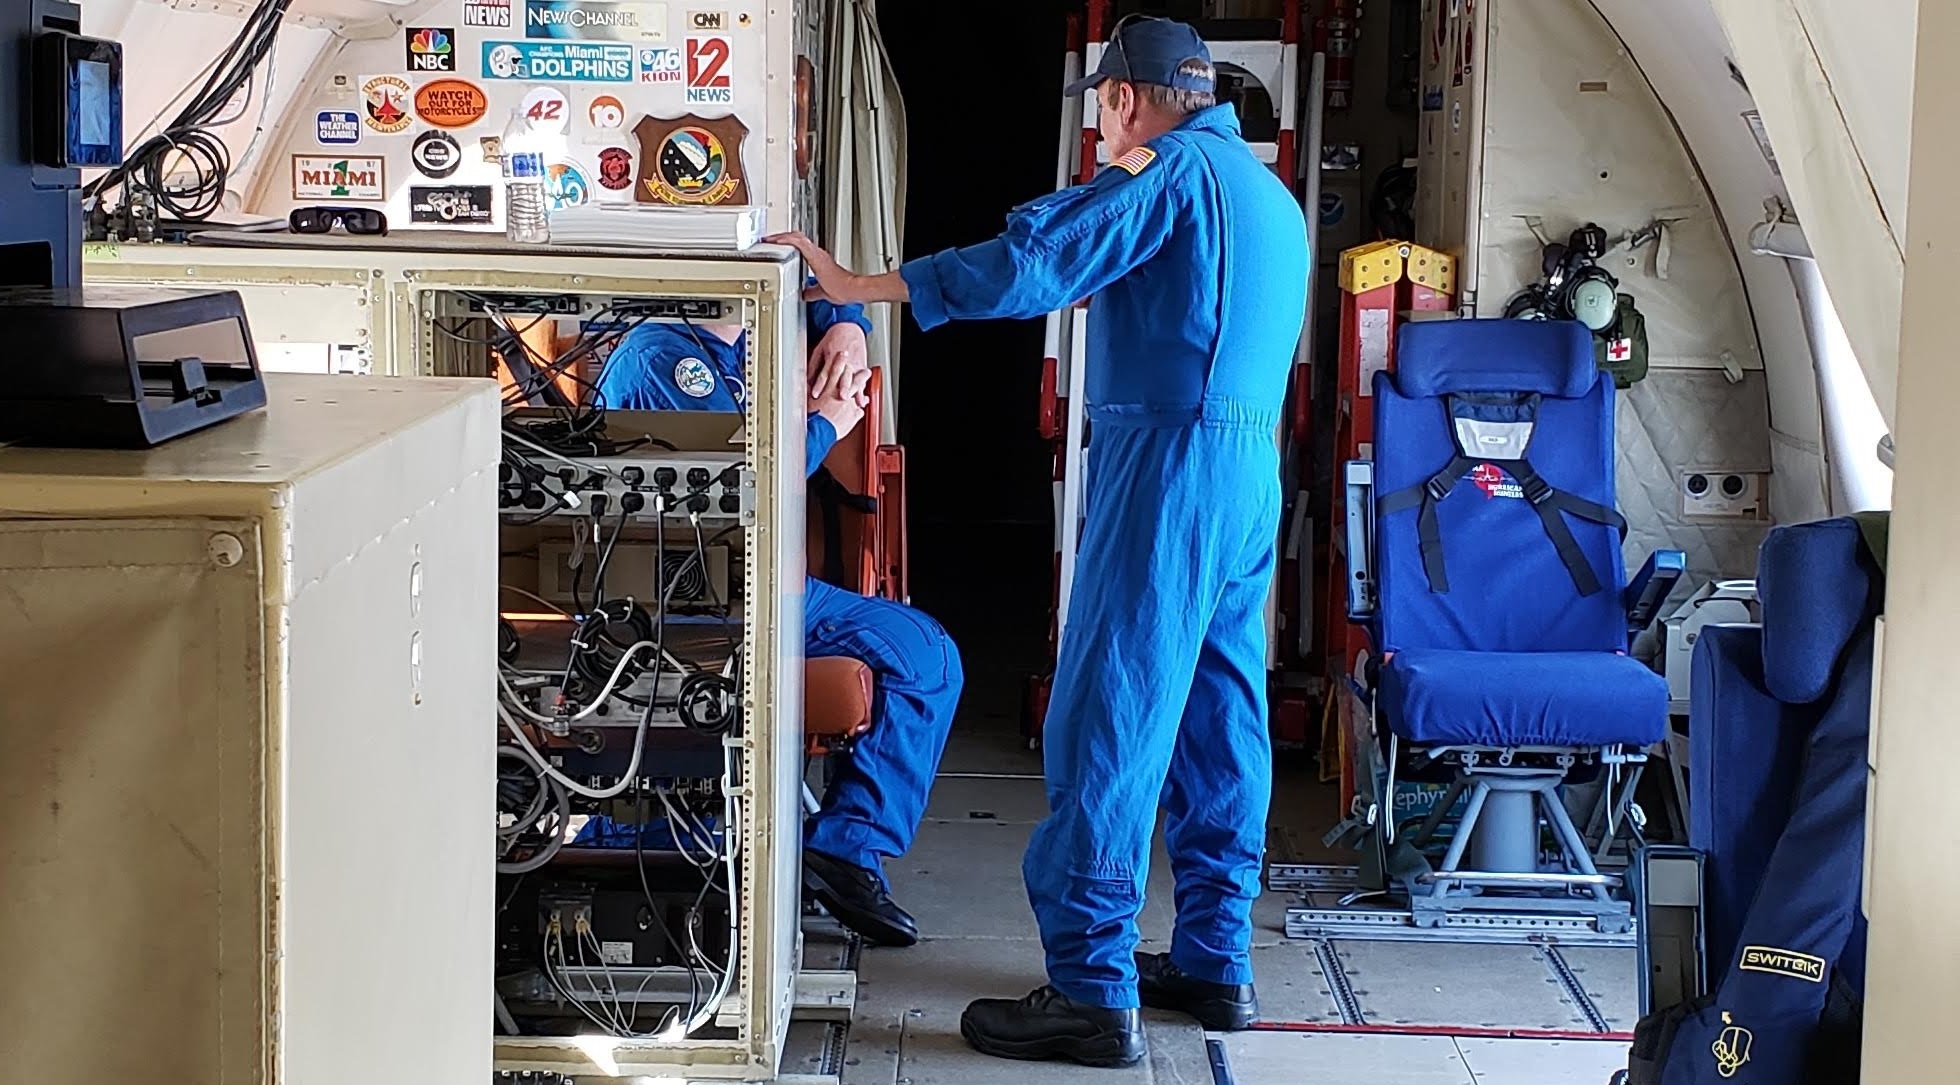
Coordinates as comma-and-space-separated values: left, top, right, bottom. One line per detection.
765, 232, 912, 307
810, 321, 870, 402
810, 363, 871, 439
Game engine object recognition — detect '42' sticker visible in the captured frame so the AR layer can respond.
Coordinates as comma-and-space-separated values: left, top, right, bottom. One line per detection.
522, 86, 570, 132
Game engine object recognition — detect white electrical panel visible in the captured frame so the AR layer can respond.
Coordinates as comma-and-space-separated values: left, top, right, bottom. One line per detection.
0, 376, 501, 1085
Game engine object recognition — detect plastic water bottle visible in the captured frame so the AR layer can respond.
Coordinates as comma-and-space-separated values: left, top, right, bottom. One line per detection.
501, 108, 548, 244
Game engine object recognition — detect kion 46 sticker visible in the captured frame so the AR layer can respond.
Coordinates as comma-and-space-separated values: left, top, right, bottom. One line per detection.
637, 45, 681, 84
362, 75, 413, 133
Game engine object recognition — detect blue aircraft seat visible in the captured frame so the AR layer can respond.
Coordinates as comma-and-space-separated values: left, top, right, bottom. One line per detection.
1625, 516, 1881, 1085
1345, 318, 1683, 930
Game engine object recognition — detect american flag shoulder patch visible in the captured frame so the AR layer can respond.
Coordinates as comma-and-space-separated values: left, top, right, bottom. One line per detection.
1111, 146, 1158, 177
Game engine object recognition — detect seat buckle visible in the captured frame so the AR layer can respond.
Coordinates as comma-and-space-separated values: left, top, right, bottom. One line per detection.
1424, 474, 1455, 502
1521, 475, 1554, 505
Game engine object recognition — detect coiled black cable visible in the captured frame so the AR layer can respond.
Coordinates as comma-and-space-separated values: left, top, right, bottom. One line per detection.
87, 0, 291, 222
568, 599, 656, 693
676, 673, 739, 736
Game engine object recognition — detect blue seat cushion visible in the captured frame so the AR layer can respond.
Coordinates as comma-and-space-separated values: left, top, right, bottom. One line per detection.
1381, 649, 1668, 747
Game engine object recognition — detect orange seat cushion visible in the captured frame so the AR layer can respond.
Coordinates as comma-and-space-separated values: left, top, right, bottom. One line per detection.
805, 656, 874, 741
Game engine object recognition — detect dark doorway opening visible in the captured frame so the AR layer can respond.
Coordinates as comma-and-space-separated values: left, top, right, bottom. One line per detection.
875, 2, 1071, 739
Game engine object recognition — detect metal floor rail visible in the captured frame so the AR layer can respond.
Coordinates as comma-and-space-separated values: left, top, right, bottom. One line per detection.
1270, 863, 1642, 948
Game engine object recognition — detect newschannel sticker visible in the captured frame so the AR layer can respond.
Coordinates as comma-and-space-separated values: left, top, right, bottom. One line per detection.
482, 40, 634, 82
524, 0, 667, 43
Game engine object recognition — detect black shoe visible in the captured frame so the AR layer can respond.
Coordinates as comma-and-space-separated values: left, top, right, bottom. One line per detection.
803, 849, 919, 947
960, 986, 1147, 1068
1136, 951, 1259, 1030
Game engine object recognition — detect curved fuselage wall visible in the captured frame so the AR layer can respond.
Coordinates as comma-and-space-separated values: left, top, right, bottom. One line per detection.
1418, 0, 1815, 585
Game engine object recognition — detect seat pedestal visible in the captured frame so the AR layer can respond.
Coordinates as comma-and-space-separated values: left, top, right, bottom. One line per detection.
1402, 763, 1633, 934
1470, 781, 1539, 873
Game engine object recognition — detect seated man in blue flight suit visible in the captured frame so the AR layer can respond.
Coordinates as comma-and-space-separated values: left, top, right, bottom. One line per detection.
596, 299, 965, 949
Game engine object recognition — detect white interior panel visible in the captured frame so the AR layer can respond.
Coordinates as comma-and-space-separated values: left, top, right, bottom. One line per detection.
1478, 0, 1759, 375
1710, 0, 1915, 426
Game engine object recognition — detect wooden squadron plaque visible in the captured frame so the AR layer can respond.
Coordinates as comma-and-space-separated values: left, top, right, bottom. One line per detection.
632, 114, 752, 206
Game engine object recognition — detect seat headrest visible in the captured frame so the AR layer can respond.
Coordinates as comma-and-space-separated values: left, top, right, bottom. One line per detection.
1393, 319, 1600, 399
1758, 517, 1882, 704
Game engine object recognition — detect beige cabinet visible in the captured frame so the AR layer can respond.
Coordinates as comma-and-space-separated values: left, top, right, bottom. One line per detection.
0, 375, 501, 1084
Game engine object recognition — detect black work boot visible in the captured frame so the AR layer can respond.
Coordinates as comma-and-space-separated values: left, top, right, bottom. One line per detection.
1136, 951, 1259, 1030
803, 848, 920, 947
960, 986, 1147, 1068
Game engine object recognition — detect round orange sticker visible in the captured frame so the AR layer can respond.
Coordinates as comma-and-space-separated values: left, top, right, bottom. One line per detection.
414, 79, 489, 129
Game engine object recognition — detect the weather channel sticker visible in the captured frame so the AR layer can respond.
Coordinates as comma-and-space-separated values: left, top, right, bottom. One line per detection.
406, 27, 456, 73
638, 46, 680, 83
525, 0, 666, 42
483, 41, 634, 82
464, 0, 512, 27
316, 110, 361, 145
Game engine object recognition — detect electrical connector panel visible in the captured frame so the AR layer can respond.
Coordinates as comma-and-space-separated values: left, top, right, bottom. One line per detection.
500, 449, 753, 522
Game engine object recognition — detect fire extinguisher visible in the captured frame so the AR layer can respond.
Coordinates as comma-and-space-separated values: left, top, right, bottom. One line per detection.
1316, 0, 1357, 112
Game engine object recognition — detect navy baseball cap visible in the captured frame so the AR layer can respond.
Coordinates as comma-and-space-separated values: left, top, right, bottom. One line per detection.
1064, 15, 1214, 97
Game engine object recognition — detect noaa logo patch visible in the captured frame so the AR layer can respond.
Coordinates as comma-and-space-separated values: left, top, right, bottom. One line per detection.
674, 357, 715, 398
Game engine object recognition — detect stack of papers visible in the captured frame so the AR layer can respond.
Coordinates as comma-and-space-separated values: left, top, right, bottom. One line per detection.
546, 204, 767, 251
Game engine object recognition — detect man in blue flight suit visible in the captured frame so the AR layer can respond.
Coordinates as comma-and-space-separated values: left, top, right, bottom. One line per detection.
595, 299, 965, 951
769, 15, 1309, 1068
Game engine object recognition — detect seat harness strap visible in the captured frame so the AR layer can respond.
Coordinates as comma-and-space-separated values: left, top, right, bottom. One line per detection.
810, 465, 877, 588
1376, 392, 1627, 597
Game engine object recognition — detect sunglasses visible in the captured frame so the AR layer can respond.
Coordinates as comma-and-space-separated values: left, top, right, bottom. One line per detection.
289, 206, 389, 236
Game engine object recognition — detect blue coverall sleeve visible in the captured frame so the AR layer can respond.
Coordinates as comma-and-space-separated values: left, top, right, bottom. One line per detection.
897, 146, 1179, 331
806, 277, 873, 339
806, 412, 840, 478
597, 324, 698, 410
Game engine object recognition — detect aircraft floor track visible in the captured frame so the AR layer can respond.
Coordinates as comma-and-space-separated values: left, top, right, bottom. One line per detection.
1296, 937, 1624, 1037
1540, 944, 1613, 1034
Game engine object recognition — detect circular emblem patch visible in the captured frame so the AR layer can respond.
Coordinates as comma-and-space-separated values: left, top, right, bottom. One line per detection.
545, 160, 591, 211
597, 147, 633, 190
411, 130, 462, 178
651, 126, 738, 205
362, 75, 412, 134
674, 357, 715, 399
588, 95, 625, 131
